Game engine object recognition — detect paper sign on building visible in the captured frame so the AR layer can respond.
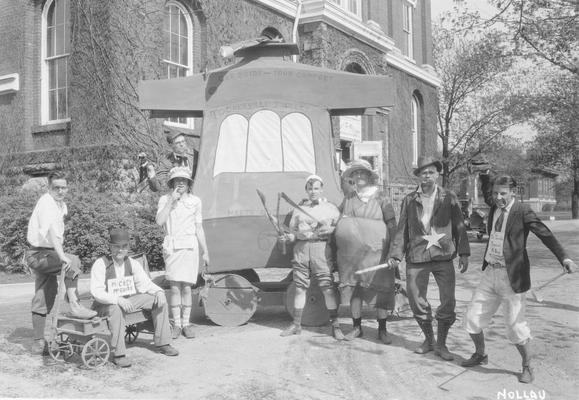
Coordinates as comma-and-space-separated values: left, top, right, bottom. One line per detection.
107, 276, 137, 297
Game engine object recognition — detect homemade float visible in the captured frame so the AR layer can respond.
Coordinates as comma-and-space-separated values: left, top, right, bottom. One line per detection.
139, 37, 394, 326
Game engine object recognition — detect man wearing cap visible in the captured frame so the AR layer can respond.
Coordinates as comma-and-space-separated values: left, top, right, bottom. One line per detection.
461, 172, 577, 383
388, 156, 470, 361
27, 171, 97, 355
90, 225, 179, 367
148, 129, 198, 192
278, 175, 344, 339
334, 159, 398, 343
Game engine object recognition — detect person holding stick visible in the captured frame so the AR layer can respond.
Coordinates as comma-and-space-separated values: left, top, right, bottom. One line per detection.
388, 156, 470, 360
461, 170, 577, 384
334, 160, 398, 344
278, 175, 343, 339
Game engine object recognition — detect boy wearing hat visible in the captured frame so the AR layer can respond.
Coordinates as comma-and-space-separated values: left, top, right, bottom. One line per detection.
389, 156, 470, 361
278, 175, 344, 339
148, 129, 199, 192
90, 225, 179, 368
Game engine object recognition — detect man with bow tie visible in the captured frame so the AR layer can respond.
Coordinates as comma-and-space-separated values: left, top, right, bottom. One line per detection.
461, 172, 577, 384
148, 129, 198, 192
388, 156, 470, 361
278, 175, 343, 339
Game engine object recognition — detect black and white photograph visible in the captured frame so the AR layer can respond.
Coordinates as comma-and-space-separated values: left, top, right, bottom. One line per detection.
0, 0, 577, 399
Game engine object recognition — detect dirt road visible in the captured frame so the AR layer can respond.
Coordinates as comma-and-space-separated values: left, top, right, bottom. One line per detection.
0, 220, 578, 400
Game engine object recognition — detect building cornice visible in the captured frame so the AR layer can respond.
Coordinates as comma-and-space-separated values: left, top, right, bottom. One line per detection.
385, 51, 441, 87
252, 0, 441, 86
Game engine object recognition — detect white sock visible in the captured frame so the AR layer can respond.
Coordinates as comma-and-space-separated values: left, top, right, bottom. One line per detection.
171, 307, 182, 328
182, 306, 192, 327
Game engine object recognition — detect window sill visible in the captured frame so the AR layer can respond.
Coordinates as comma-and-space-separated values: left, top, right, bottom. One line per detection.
31, 121, 70, 134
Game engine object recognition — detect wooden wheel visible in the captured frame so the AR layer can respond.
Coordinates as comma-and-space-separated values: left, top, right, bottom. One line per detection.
125, 324, 139, 343
81, 337, 110, 369
285, 282, 329, 327
48, 333, 74, 362
203, 274, 257, 327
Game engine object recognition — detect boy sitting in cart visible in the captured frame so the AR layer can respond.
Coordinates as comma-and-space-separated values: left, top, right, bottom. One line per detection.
90, 225, 179, 367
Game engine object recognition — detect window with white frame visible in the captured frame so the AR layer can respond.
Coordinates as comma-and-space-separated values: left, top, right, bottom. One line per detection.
42, 0, 70, 123
402, 2, 414, 59
163, 2, 193, 127
328, 0, 362, 18
214, 111, 316, 177
411, 95, 419, 167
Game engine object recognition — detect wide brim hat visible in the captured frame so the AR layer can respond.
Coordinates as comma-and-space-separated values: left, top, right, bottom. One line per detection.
109, 227, 130, 245
167, 166, 193, 186
342, 159, 379, 182
413, 156, 443, 176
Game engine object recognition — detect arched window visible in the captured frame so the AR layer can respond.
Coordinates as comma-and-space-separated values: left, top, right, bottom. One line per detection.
163, 1, 193, 127
41, 0, 70, 123
411, 95, 420, 167
214, 111, 315, 177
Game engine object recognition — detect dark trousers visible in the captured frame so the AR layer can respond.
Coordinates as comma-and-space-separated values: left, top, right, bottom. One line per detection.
406, 260, 456, 323
26, 249, 81, 316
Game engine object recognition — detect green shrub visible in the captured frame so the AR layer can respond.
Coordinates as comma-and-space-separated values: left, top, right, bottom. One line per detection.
0, 187, 166, 274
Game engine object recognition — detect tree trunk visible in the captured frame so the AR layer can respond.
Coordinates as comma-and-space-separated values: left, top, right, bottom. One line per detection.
572, 154, 579, 219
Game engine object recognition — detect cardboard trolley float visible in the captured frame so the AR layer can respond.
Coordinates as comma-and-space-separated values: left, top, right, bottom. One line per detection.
139, 39, 393, 327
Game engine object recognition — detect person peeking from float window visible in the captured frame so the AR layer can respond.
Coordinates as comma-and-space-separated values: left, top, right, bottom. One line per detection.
148, 129, 199, 192
334, 159, 398, 344
156, 166, 209, 340
278, 175, 343, 339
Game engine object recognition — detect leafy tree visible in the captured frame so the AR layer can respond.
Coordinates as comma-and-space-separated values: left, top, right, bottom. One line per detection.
482, 0, 579, 218
487, 0, 578, 75
434, 10, 524, 187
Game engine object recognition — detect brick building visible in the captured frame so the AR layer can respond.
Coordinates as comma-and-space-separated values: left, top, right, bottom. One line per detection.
0, 0, 439, 195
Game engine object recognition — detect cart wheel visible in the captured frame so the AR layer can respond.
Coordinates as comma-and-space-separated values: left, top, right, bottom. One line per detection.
81, 337, 110, 369
285, 282, 329, 327
125, 324, 139, 343
48, 333, 74, 362
204, 274, 257, 327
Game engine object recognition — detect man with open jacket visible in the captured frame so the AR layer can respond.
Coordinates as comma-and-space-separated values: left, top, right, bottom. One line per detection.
388, 156, 470, 361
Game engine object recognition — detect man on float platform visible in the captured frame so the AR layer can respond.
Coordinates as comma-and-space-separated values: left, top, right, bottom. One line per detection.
90, 225, 178, 368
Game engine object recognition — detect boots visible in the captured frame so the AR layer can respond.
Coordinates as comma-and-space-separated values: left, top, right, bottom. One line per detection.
377, 318, 392, 345
344, 317, 363, 341
516, 343, 534, 383
462, 332, 488, 367
415, 319, 436, 354
434, 320, 454, 361
69, 300, 97, 319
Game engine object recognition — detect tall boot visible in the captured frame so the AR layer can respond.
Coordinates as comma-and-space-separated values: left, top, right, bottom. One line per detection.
31, 313, 47, 355
515, 342, 534, 383
435, 320, 454, 361
461, 332, 488, 366
280, 308, 302, 337
415, 319, 436, 354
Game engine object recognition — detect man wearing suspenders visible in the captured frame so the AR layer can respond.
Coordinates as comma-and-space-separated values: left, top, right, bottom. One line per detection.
90, 226, 178, 367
